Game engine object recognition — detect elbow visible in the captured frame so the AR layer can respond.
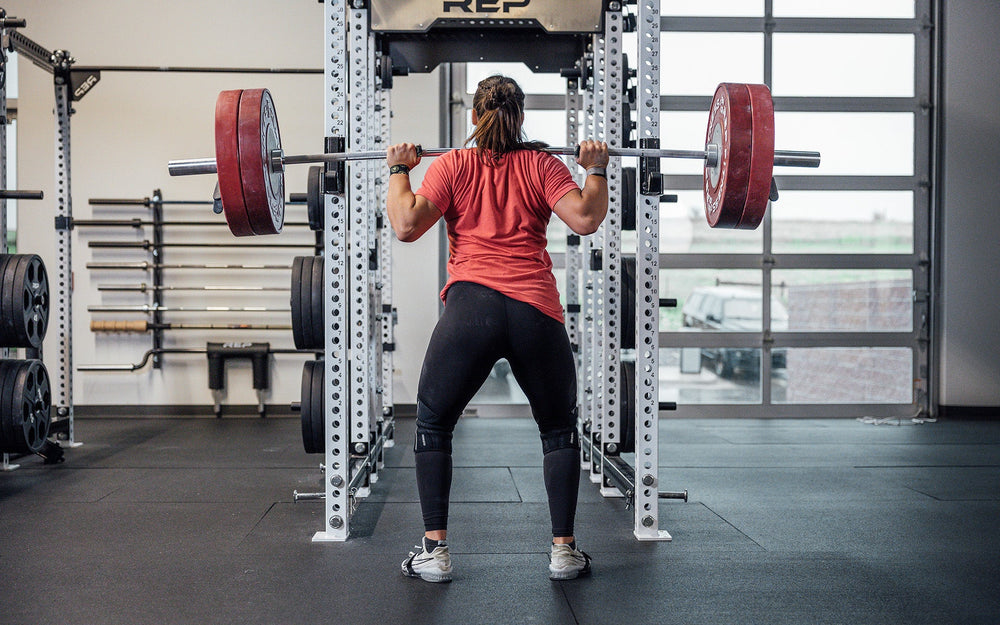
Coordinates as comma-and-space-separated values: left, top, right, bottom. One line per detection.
394, 227, 420, 243
571, 216, 602, 236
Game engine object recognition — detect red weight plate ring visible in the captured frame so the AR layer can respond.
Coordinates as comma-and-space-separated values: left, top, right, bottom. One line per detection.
737, 83, 775, 230
237, 88, 285, 236
215, 90, 255, 237
703, 83, 753, 229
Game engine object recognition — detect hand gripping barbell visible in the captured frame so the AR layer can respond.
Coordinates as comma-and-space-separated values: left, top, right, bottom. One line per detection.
167, 83, 820, 236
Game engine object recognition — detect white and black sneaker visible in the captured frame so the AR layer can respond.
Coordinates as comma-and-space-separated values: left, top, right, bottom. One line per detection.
401, 537, 453, 583
548, 542, 591, 580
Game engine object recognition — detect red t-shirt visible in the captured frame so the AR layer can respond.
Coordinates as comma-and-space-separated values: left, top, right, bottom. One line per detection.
416, 148, 580, 323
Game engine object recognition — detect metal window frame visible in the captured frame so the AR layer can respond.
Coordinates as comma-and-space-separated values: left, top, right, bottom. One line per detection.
650, 3, 933, 418
517, 6, 933, 419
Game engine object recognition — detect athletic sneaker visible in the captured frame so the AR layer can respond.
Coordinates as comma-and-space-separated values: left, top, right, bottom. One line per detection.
548, 542, 592, 580
401, 537, 452, 583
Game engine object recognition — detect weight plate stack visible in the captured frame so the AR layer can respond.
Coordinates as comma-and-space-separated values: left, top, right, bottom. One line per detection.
215, 89, 255, 237
621, 254, 636, 350
0, 253, 50, 349
0, 359, 52, 455
306, 165, 324, 231
619, 359, 636, 454
621, 166, 636, 232
290, 256, 324, 350
738, 83, 776, 229
703, 82, 753, 228
290, 256, 308, 349
237, 88, 285, 235
300, 359, 324, 454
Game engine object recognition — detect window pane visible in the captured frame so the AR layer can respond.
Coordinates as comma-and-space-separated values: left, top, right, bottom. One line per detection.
772, 191, 914, 254
655, 190, 762, 254
660, 112, 713, 175
660, 348, 763, 404
777, 348, 913, 404
466, 109, 571, 147
772, 0, 914, 18
523, 110, 571, 146
660, 33, 764, 96
775, 112, 914, 176
466, 62, 564, 95
661, 1, 763, 17
773, 270, 913, 332
664, 269, 764, 331
773, 34, 914, 97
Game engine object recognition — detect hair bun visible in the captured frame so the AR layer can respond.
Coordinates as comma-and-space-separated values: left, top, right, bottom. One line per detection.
487, 87, 504, 109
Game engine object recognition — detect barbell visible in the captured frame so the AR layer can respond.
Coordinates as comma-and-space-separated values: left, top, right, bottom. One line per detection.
167, 83, 820, 236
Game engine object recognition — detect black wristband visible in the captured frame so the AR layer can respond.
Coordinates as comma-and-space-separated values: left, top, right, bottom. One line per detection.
389, 164, 410, 175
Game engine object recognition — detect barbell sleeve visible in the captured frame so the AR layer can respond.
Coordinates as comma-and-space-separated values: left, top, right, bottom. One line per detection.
772, 150, 822, 168
168, 158, 219, 176
0, 189, 44, 200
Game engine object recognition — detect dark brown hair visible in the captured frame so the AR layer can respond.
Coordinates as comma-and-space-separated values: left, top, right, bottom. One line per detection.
465, 75, 547, 163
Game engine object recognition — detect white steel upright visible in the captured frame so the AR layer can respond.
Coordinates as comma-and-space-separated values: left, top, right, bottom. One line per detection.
316, 0, 352, 542
584, 32, 605, 485
348, 6, 374, 498
377, 60, 395, 447
599, 8, 624, 479
53, 57, 76, 446
633, 0, 669, 541
564, 79, 583, 393
580, 48, 599, 479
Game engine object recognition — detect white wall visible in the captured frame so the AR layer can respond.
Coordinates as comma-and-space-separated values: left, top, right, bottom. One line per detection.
4, 1, 440, 408
939, 2, 1000, 409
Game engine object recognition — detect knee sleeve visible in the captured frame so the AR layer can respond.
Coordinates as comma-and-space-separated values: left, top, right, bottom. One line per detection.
415, 400, 454, 454
540, 425, 580, 455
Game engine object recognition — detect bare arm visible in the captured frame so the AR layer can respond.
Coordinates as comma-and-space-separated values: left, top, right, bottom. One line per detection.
385, 142, 442, 242
551, 140, 611, 235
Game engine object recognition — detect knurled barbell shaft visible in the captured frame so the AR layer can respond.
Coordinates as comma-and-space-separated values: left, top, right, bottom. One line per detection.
88, 305, 290, 313
71, 218, 309, 227
167, 145, 820, 177
88, 240, 317, 249
86, 262, 291, 270
90, 320, 293, 332
97, 284, 289, 292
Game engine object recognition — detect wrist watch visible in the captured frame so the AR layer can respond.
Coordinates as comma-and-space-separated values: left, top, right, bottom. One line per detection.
389, 164, 410, 175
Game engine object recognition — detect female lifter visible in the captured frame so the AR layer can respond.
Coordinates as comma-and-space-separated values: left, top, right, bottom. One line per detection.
385, 74, 609, 583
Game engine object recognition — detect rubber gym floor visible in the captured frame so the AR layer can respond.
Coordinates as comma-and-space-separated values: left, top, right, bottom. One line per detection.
2, 414, 999, 625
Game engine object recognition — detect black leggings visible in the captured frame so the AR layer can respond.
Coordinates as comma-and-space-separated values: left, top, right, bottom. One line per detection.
414, 281, 581, 537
